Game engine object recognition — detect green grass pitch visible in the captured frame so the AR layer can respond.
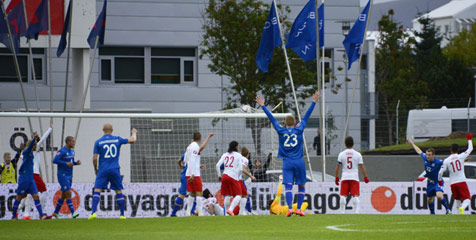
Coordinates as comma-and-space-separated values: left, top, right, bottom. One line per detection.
1, 214, 475, 240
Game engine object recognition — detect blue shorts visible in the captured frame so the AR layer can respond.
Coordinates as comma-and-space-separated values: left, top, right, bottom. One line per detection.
58, 175, 72, 192
282, 158, 307, 185
427, 181, 443, 198
179, 174, 187, 195
16, 177, 38, 195
94, 168, 123, 190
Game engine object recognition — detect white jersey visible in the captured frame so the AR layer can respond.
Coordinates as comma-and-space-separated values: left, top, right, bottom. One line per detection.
203, 197, 224, 216
185, 141, 201, 177
239, 157, 249, 180
216, 151, 243, 181
33, 128, 52, 174
337, 149, 363, 181
440, 140, 473, 185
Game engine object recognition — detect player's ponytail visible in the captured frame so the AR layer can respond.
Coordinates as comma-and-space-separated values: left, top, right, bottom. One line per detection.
227, 141, 239, 153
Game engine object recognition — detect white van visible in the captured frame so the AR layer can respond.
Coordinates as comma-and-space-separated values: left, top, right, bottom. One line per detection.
406, 107, 476, 142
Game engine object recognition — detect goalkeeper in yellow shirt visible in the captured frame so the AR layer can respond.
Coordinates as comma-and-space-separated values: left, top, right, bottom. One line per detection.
269, 176, 308, 215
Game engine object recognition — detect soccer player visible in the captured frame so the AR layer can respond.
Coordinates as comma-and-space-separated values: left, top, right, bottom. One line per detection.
170, 132, 214, 217
23, 124, 53, 220
52, 136, 81, 219
256, 91, 320, 217
216, 141, 256, 216
438, 132, 473, 214
335, 136, 369, 214
10, 133, 51, 220
239, 147, 253, 215
408, 138, 451, 214
202, 189, 224, 216
269, 178, 308, 215
89, 123, 137, 220
184, 132, 213, 216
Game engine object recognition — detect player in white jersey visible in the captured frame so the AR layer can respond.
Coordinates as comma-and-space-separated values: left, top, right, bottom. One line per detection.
335, 136, 369, 214
439, 132, 473, 214
202, 189, 224, 216
216, 141, 255, 216
21, 123, 53, 220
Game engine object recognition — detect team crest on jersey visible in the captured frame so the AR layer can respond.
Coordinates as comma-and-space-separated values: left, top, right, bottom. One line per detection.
297, 123, 301, 127
56, 152, 60, 155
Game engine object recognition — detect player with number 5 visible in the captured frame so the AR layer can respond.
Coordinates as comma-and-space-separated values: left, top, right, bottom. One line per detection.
89, 123, 137, 220
335, 136, 369, 214
256, 91, 320, 217
439, 132, 473, 214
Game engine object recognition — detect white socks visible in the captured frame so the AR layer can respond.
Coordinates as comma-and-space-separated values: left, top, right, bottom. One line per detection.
340, 196, 347, 213
239, 197, 247, 215
229, 196, 242, 213
40, 192, 48, 210
461, 199, 470, 211
196, 196, 204, 216
224, 196, 231, 212
185, 196, 194, 216
24, 195, 34, 217
352, 197, 360, 214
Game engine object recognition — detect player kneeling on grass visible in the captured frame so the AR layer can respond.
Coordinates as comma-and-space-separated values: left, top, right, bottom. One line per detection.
89, 123, 137, 220
335, 136, 369, 214
11, 133, 51, 220
439, 132, 473, 215
216, 141, 256, 216
257, 91, 320, 217
202, 189, 224, 216
408, 138, 451, 214
269, 176, 308, 215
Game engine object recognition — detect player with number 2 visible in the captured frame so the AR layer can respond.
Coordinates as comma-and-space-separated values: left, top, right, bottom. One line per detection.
89, 123, 137, 219
256, 91, 320, 217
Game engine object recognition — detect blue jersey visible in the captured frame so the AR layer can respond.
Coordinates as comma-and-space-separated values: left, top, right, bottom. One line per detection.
18, 139, 37, 179
94, 134, 128, 172
180, 152, 188, 177
262, 102, 316, 159
420, 153, 444, 183
53, 146, 76, 177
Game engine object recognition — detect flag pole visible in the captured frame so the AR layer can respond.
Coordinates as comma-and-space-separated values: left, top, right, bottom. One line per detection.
46, 0, 55, 182
1, 1, 34, 134
273, 0, 314, 181
74, 36, 99, 140
22, 0, 48, 181
61, 0, 74, 150
340, 0, 373, 152
316, 0, 326, 181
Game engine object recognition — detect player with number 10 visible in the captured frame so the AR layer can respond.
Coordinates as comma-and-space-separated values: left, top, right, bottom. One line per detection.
88, 123, 137, 219
256, 91, 320, 217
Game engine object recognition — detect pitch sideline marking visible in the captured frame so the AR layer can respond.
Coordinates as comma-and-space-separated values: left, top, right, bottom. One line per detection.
326, 220, 476, 232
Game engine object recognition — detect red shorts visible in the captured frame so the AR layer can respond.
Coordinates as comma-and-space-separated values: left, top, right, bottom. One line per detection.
340, 180, 360, 196
239, 181, 248, 196
451, 182, 471, 201
33, 174, 47, 192
221, 174, 242, 196
186, 176, 203, 192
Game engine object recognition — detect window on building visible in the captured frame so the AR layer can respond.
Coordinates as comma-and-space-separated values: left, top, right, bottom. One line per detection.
0, 48, 45, 83
151, 47, 196, 85
99, 47, 145, 84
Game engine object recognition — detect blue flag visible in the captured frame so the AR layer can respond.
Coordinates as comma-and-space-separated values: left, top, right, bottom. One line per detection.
342, 0, 370, 69
57, 1, 72, 57
289, 3, 324, 62
286, 0, 316, 49
0, 0, 26, 53
255, 1, 282, 73
87, 0, 107, 49
26, 0, 49, 41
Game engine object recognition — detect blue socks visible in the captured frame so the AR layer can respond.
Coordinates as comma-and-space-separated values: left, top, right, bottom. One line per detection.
441, 198, 450, 210
246, 196, 252, 213
66, 199, 75, 214
171, 196, 184, 216
429, 201, 435, 214
297, 186, 305, 209
92, 192, 100, 214
191, 198, 197, 215
34, 199, 44, 217
117, 193, 125, 216
284, 184, 293, 209
12, 199, 20, 219
54, 198, 64, 214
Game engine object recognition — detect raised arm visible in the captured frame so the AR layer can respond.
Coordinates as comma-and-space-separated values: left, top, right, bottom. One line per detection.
37, 123, 53, 147
23, 134, 38, 154
128, 128, 137, 144
264, 152, 272, 169
200, 132, 214, 151
408, 138, 422, 155
256, 95, 281, 130
461, 133, 473, 158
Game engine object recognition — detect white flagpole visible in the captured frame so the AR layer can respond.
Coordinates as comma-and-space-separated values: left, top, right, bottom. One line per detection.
340, 0, 373, 151
61, 0, 74, 149
317, 0, 326, 181
47, 0, 55, 182
273, 0, 314, 181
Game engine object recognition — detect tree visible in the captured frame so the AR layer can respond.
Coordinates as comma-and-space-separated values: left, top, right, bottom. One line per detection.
444, 23, 476, 68
201, 0, 317, 155
375, 10, 428, 146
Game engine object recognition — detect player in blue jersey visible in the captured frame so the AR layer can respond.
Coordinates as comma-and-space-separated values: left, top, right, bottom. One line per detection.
11, 133, 51, 220
409, 138, 451, 214
256, 91, 320, 217
170, 132, 213, 217
52, 136, 81, 219
89, 123, 137, 220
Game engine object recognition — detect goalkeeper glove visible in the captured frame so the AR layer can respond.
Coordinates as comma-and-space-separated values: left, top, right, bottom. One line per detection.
364, 177, 369, 183
467, 132, 472, 140
335, 177, 340, 186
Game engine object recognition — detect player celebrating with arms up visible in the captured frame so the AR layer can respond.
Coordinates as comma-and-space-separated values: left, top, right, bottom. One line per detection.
439, 133, 473, 214
256, 91, 320, 217
335, 136, 369, 214
408, 138, 451, 214
89, 123, 137, 220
